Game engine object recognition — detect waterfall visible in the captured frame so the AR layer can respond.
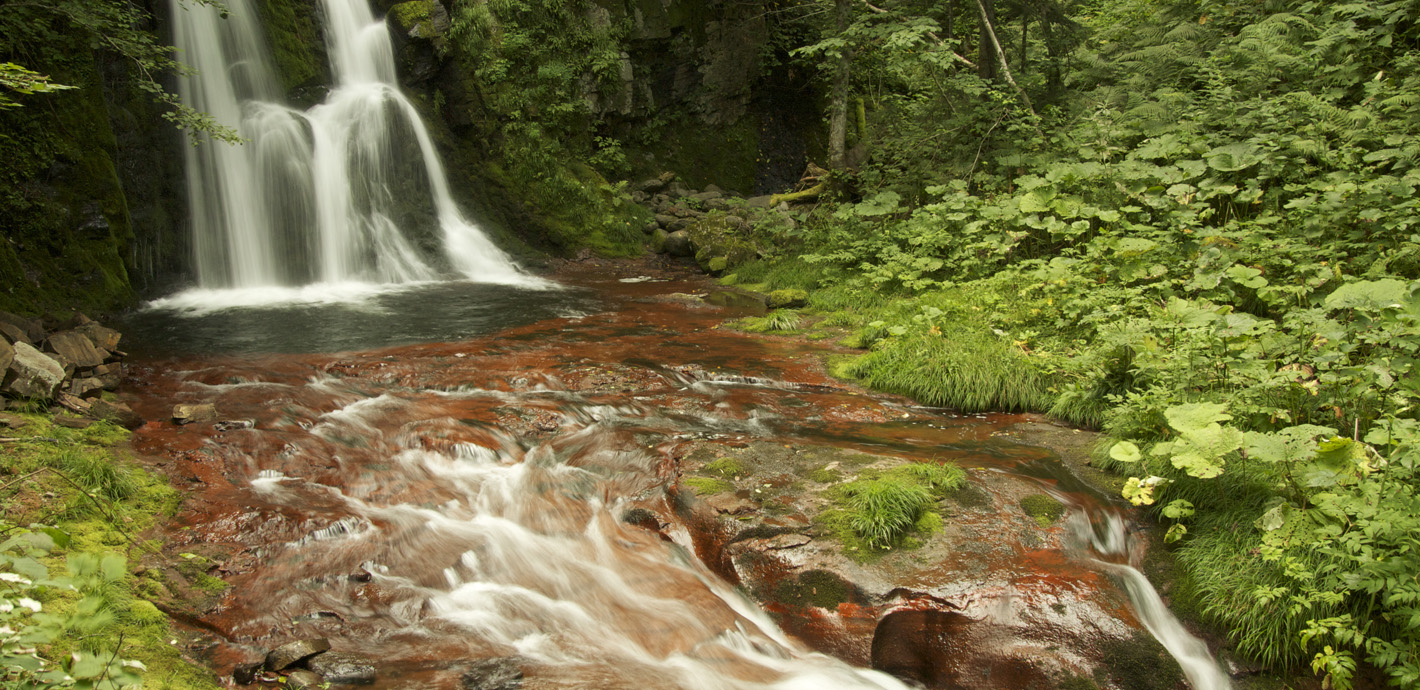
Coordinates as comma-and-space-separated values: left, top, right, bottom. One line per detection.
1068, 512, 1233, 690
170, 0, 536, 294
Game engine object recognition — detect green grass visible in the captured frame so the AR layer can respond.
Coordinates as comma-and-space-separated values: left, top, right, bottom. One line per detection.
738, 310, 803, 333
1, 413, 220, 689
841, 330, 1048, 413
817, 462, 967, 556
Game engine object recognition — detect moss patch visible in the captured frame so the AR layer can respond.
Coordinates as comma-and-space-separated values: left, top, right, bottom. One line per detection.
808, 466, 842, 483
703, 457, 747, 478
773, 569, 859, 610
1020, 494, 1066, 527
1097, 633, 1183, 690
683, 476, 735, 495
253, 0, 329, 93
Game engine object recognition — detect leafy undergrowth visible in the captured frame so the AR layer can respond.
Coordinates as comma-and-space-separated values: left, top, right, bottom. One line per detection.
0, 413, 221, 689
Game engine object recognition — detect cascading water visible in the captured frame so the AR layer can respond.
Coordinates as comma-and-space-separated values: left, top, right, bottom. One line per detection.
170, 0, 535, 294
1067, 511, 1233, 690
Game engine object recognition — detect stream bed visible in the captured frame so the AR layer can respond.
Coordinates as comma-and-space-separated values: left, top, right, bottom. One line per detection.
119, 262, 1228, 690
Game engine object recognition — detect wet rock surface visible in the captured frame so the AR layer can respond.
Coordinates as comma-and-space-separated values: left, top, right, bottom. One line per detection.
308, 651, 377, 684
122, 262, 1198, 690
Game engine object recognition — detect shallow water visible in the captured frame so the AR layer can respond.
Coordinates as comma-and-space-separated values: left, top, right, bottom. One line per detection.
122, 263, 1228, 689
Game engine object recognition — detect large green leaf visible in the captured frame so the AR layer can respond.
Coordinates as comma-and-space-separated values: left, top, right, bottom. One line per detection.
1323, 279, 1410, 311
1205, 142, 1265, 171
1165, 402, 1232, 433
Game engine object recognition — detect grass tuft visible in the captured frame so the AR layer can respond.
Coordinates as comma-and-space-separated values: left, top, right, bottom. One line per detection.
842, 331, 1047, 413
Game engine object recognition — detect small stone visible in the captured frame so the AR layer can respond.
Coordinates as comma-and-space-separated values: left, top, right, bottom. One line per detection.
641, 221, 658, 235
664, 231, 694, 257
285, 669, 322, 689
0, 311, 42, 343
172, 403, 218, 425
654, 213, 676, 227
53, 415, 93, 430
706, 494, 756, 515
0, 413, 25, 428
213, 419, 254, 432
308, 651, 376, 685
704, 184, 724, 194
764, 533, 811, 549
723, 215, 748, 230
90, 399, 143, 429
70, 377, 105, 399
5, 343, 66, 399
461, 657, 523, 690
232, 662, 263, 685
264, 638, 331, 672
746, 195, 775, 208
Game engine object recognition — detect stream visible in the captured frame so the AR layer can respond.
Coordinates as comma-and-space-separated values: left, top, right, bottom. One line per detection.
120, 262, 1231, 689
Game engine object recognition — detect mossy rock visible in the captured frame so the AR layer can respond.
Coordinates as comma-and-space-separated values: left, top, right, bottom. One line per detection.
1020, 494, 1065, 527
126, 600, 168, 627
767, 289, 809, 309
808, 466, 842, 483
651, 228, 670, 253
703, 457, 746, 478
1098, 633, 1183, 690
707, 256, 729, 273
773, 569, 860, 609
718, 273, 739, 286
683, 476, 735, 495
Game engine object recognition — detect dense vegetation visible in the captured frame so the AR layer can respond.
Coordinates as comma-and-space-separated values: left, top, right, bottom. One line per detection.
715, 1, 1420, 687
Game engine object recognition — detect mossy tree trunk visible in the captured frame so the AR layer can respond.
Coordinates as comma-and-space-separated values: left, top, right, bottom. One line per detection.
827, 0, 852, 174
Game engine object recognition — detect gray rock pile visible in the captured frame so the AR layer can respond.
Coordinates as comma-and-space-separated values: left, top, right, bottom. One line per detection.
630, 172, 796, 271
0, 311, 141, 428
233, 639, 378, 687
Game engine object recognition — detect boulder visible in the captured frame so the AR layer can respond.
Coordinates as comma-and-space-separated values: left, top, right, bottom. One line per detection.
284, 670, 322, 689
173, 403, 219, 425
630, 190, 649, 204
0, 322, 29, 347
0, 337, 11, 374
690, 190, 723, 202
45, 330, 107, 368
706, 257, 729, 274
651, 228, 670, 254
308, 651, 376, 685
461, 658, 523, 690
89, 399, 144, 429
664, 231, 695, 257
746, 195, 776, 208
264, 638, 331, 672
704, 184, 725, 195
641, 221, 658, 235
53, 415, 93, 430
767, 289, 809, 309
654, 214, 676, 227
75, 322, 122, 352
0, 312, 42, 343
723, 215, 749, 231
5, 343, 65, 399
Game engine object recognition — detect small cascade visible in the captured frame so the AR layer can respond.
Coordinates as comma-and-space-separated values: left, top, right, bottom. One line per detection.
171, 0, 535, 293
1068, 512, 1233, 690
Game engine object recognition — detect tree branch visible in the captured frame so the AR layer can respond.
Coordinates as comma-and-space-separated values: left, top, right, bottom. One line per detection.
974, 0, 1036, 115
861, 0, 978, 69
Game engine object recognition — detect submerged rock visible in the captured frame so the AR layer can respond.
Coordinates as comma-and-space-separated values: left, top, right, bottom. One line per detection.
308, 651, 376, 685
461, 657, 523, 690
264, 638, 331, 672
232, 661, 263, 685
284, 669, 323, 689
172, 403, 218, 425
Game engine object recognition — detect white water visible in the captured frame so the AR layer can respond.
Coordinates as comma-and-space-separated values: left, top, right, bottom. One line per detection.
1069, 512, 1233, 690
170, 0, 540, 295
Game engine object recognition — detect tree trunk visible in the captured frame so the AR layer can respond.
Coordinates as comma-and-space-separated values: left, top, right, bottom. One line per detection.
977, 0, 997, 81
975, 0, 1035, 115
945, 0, 954, 41
828, 0, 852, 171
1019, 11, 1028, 74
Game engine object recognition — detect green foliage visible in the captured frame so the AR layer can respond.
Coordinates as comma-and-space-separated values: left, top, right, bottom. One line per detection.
823, 463, 965, 550
0, 63, 74, 107
842, 330, 1047, 413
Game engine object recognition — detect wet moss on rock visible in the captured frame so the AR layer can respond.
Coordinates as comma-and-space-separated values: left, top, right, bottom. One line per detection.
773, 569, 859, 610
683, 476, 735, 495
253, 0, 329, 94
1020, 494, 1066, 528
1098, 632, 1183, 690
703, 457, 747, 478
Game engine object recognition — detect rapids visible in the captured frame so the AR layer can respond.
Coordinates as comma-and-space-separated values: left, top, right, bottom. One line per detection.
123, 263, 1231, 689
